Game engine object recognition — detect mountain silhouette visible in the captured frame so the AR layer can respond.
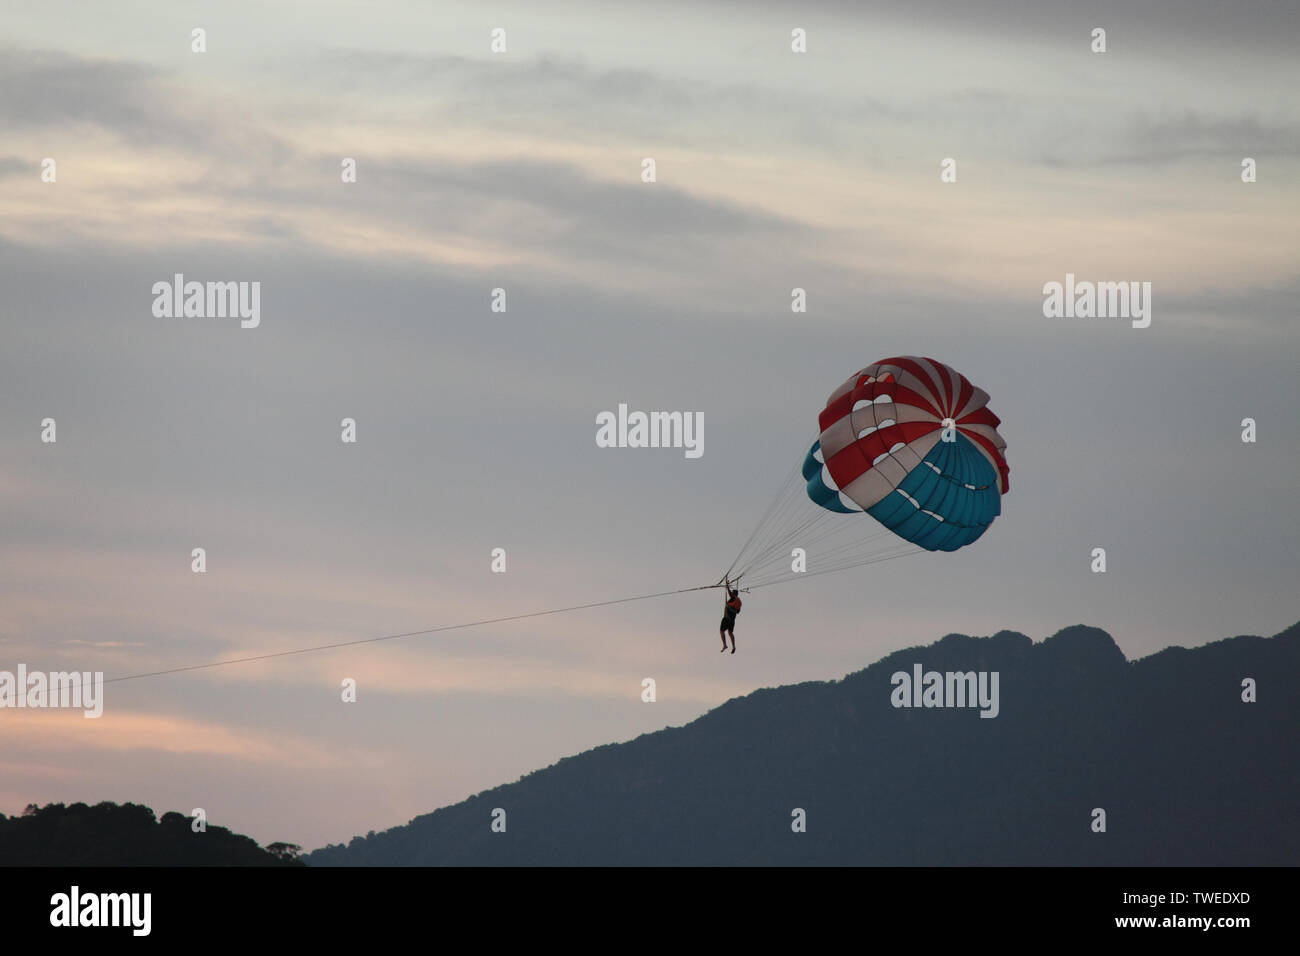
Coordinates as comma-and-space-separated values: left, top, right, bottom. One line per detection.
308, 621, 1300, 866
0, 802, 304, 866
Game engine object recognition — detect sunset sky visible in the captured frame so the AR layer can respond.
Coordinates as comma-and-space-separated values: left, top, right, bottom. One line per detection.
2, 0, 1297, 850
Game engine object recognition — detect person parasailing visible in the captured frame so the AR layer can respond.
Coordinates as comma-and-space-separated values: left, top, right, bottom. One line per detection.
719, 580, 742, 654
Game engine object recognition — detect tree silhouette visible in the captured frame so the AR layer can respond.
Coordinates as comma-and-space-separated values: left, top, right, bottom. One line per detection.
0, 802, 306, 865
266, 842, 303, 861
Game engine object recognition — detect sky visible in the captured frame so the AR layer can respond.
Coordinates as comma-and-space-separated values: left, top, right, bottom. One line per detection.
1, 0, 1297, 851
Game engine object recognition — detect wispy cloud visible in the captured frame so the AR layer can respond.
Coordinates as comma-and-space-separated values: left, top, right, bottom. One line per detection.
1040, 111, 1300, 167
1, 708, 364, 768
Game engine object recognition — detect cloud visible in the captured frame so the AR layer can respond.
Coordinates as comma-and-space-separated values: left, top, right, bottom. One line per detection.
703, 0, 1300, 53
0, 46, 294, 166
0, 155, 30, 179
0, 708, 362, 769
0, 49, 164, 135
1040, 111, 1300, 167
302, 48, 903, 156
62, 640, 147, 648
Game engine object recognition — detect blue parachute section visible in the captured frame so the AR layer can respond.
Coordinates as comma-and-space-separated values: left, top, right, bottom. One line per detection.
804, 435, 1002, 551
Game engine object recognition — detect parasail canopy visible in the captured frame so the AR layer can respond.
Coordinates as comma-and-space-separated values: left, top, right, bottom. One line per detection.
725, 356, 1010, 587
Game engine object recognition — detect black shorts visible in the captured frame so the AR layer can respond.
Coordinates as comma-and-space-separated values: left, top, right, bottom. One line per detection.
720, 615, 737, 631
